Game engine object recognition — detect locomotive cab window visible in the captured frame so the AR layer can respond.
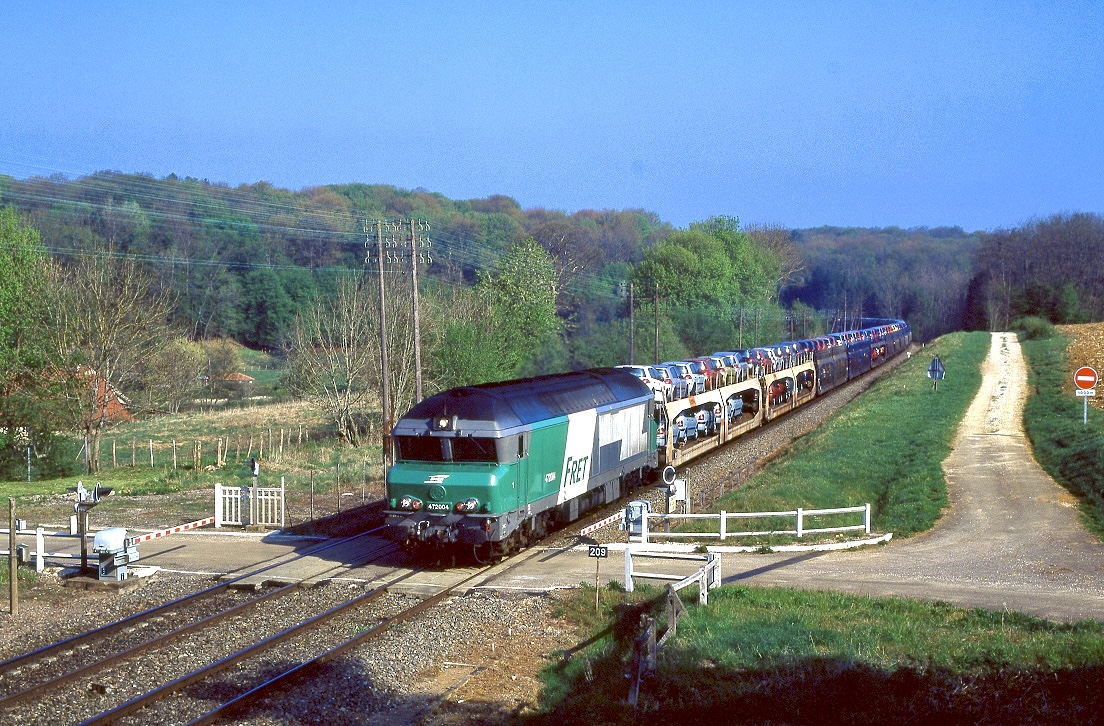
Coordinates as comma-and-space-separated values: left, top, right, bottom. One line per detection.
396, 436, 446, 462
451, 437, 499, 463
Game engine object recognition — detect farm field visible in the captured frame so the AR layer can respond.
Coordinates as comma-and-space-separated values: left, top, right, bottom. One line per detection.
1059, 321, 1104, 411
1, 398, 386, 532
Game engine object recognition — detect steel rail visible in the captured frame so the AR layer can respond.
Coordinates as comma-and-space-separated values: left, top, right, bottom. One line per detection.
183, 567, 492, 725
76, 568, 426, 726
4, 536, 401, 714
0, 528, 383, 678
0, 584, 295, 711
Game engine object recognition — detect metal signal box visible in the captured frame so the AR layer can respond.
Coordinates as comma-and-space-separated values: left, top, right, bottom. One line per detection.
91, 527, 139, 581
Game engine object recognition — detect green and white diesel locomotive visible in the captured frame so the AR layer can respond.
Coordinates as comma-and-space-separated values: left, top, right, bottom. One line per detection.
385, 368, 658, 561
385, 319, 913, 560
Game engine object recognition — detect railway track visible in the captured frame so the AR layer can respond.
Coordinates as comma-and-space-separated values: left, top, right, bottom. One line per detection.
4, 513, 575, 723
0, 530, 402, 724
84, 566, 491, 725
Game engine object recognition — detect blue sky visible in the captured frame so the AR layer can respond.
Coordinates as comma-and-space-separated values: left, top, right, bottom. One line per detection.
2, 2, 1102, 231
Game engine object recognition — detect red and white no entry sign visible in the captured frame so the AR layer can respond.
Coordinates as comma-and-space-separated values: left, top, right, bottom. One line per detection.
1074, 366, 1099, 390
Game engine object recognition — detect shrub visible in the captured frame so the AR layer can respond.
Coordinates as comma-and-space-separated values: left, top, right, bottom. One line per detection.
1011, 316, 1056, 340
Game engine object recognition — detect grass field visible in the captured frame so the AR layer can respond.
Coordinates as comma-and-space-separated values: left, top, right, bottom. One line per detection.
677, 331, 990, 542
531, 584, 1104, 724
1, 395, 385, 530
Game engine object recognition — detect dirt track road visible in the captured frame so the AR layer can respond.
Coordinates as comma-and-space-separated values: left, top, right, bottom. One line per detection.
727, 332, 1104, 622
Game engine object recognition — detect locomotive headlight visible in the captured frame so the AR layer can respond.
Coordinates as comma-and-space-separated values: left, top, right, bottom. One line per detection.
454, 497, 479, 513
399, 495, 423, 511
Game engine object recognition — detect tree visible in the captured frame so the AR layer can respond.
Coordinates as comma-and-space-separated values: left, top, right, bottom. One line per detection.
430, 239, 560, 386
746, 222, 806, 296
287, 272, 418, 446
202, 338, 244, 380
0, 208, 49, 385
139, 337, 206, 413
47, 252, 173, 471
0, 208, 64, 476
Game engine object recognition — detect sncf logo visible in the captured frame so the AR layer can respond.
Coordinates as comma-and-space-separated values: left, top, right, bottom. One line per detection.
564, 455, 590, 486
424, 474, 449, 484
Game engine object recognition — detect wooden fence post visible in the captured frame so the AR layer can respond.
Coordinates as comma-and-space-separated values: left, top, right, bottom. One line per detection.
9, 498, 17, 617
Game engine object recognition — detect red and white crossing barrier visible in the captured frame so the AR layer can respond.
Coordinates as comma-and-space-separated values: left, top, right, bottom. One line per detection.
579, 510, 624, 537
127, 517, 216, 545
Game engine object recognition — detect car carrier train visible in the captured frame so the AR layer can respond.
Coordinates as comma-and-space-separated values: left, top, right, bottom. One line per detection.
385, 319, 912, 561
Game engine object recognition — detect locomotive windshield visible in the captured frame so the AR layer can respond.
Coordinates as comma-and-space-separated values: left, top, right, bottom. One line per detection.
395, 435, 503, 463
396, 436, 447, 462
451, 437, 499, 462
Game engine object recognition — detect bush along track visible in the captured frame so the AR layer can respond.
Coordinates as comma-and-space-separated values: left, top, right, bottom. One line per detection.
680, 331, 990, 541
529, 585, 1104, 725
1020, 333, 1104, 539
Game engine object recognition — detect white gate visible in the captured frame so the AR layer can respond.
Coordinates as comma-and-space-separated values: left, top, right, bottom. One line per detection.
254, 480, 286, 528
215, 480, 285, 529
215, 483, 243, 527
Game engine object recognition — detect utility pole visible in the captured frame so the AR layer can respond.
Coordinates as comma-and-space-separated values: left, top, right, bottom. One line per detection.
629, 281, 634, 365
367, 220, 392, 473
365, 218, 432, 472
409, 219, 424, 403
654, 283, 660, 364
739, 308, 744, 349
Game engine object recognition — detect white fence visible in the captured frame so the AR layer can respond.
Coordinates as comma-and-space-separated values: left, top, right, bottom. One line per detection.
1, 526, 85, 572
635, 503, 871, 544
624, 549, 723, 708
215, 480, 285, 529
623, 550, 722, 603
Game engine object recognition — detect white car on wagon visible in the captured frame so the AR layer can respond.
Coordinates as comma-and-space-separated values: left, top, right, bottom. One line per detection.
615, 364, 673, 401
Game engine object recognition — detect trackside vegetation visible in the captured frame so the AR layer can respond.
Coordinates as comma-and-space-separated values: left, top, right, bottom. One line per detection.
1019, 333, 1104, 539
681, 331, 990, 540
530, 585, 1104, 723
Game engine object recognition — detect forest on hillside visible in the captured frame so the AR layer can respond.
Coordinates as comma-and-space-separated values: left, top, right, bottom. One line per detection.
2, 171, 1102, 475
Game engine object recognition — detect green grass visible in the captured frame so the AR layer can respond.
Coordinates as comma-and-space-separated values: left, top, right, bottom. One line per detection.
0, 561, 38, 588
677, 332, 990, 541
530, 584, 1104, 724
2, 397, 384, 532
244, 368, 283, 387
1020, 334, 1104, 539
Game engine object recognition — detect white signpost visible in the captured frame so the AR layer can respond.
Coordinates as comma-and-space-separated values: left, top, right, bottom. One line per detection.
1074, 366, 1098, 425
